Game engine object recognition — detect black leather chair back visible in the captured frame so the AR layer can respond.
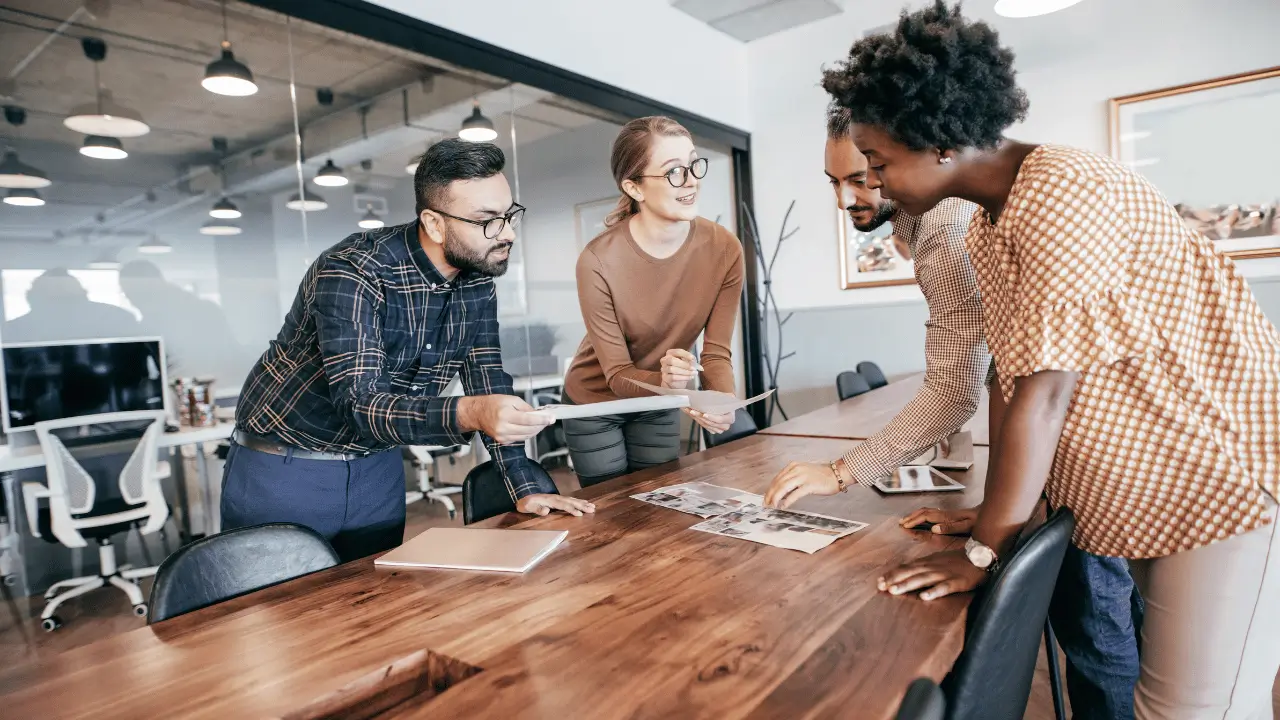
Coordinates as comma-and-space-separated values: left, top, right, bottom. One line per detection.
943, 509, 1076, 720
856, 361, 889, 389
897, 678, 946, 720
836, 371, 872, 401
704, 409, 758, 448
148, 523, 338, 623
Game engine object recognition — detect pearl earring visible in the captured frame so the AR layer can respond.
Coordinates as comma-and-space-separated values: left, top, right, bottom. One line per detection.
939, 157, 953, 164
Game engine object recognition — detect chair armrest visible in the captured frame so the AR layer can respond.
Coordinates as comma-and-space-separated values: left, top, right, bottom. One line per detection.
21, 482, 51, 538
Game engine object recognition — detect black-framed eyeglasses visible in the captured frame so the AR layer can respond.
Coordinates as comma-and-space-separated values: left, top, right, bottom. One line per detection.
636, 157, 708, 188
429, 203, 525, 239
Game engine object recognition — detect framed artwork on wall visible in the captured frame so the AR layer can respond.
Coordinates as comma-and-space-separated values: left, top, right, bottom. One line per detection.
1110, 66, 1280, 259
837, 207, 915, 289
574, 196, 618, 251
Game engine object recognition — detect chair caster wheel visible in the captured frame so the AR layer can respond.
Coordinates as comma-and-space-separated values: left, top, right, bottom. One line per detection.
2, 574, 16, 587
42, 616, 61, 632
448, 510, 457, 520
133, 603, 148, 618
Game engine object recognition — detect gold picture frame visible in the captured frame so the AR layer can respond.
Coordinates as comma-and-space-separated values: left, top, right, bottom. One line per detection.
1109, 66, 1280, 260
837, 207, 915, 289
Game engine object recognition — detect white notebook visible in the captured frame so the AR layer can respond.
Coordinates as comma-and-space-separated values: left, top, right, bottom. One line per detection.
375, 528, 568, 573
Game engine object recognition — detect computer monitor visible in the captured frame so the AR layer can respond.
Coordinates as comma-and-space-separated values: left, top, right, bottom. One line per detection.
1, 337, 167, 434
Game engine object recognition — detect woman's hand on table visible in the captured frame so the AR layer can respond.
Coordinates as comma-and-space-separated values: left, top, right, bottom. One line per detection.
900, 505, 980, 535
516, 494, 596, 517
764, 461, 841, 509
878, 549, 988, 601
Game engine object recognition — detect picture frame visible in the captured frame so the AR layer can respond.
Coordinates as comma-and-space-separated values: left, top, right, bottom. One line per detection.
574, 196, 618, 251
837, 207, 915, 289
1109, 66, 1280, 260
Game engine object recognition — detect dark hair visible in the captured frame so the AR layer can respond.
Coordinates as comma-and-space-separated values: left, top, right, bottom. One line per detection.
821, 1, 1029, 151
413, 138, 505, 216
826, 102, 853, 139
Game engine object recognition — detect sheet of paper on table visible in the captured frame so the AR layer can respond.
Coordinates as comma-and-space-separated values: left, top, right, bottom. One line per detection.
625, 379, 775, 415
631, 481, 763, 518
533, 395, 690, 421
906, 431, 975, 470
691, 506, 869, 554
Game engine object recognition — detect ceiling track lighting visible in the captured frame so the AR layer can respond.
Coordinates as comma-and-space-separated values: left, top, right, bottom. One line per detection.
203, 1, 258, 96
313, 158, 348, 187
286, 187, 328, 212
459, 101, 497, 143
80, 134, 127, 160
357, 205, 384, 230
994, 0, 1085, 17
0, 149, 52, 189
4, 188, 45, 207
64, 37, 150, 138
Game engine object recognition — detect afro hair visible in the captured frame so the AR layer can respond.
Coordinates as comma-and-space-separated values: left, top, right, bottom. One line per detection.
822, 1, 1029, 151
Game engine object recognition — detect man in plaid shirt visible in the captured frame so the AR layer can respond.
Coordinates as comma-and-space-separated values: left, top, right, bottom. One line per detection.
223, 139, 594, 562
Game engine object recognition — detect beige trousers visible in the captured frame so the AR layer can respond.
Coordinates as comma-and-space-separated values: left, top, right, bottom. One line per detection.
1130, 497, 1280, 720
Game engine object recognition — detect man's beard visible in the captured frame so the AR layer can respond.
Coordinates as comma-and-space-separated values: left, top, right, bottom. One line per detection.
443, 226, 512, 277
848, 200, 897, 232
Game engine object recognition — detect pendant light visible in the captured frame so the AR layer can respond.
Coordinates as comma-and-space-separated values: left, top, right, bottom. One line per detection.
209, 196, 241, 219
202, 1, 258, 96
994, 0, 1085, 17
313, 159, 348, 187
80, 134, 127, 160
138, 235, 173, 254
0, 150, 51, 189
88, 250, 120, 270
3, 188, 45, 207
286, 187, 328, 211
459, 101, 497, 142
64, 38, 150, 138
200, 218, 243, 235
357, 205, 384, 230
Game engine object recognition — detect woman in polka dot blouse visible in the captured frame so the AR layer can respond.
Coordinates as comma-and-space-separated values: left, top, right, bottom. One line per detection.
823, 3, 1280, 718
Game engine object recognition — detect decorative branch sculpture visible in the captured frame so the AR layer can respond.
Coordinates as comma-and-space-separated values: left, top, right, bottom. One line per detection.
741, 200, 797, 424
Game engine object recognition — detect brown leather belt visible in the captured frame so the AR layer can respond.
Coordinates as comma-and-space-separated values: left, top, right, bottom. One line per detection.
232, 430, 372, 461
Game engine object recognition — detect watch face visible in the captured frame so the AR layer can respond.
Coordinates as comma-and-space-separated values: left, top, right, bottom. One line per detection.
966, 538, 995, 568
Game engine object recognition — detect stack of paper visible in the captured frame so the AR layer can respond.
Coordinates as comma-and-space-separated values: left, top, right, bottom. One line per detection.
631, 481, 762, 518
533, 395, 689, 421
626, 379, 775, 415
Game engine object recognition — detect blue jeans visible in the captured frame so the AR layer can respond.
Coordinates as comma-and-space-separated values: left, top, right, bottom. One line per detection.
1049, 543, 1145, 720
220, 442, 406, 563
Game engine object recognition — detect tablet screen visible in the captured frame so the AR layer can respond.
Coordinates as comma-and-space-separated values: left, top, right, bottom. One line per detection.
875, 466, 965, 493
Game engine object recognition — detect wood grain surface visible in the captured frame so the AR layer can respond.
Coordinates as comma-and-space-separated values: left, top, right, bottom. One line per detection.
760, 374, 991, 446
0, 436, 988, 720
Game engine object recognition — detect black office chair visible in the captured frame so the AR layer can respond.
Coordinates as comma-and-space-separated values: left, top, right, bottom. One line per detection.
896, 677, 946, 720
857, 361, 889, 390
942, 509, 1075, 720
836, 370, 872, 401
462, 460, 561, 525
703, 409, 758, 448
147, 522, 339, 623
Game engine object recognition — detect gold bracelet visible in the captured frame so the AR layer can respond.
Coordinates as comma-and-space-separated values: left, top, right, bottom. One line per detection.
829, 461, 849, 493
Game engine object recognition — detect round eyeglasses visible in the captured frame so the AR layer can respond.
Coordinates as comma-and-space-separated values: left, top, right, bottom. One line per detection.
430, 204, 525, 239
637, 157, 708, 188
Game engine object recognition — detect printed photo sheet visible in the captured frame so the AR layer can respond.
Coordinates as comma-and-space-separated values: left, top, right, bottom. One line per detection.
631, 481, 763, 518
690, 506, 869, 554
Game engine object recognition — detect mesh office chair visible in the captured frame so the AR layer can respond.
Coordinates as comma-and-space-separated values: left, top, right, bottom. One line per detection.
404, 444, 470, 520
22, 410, 171, 630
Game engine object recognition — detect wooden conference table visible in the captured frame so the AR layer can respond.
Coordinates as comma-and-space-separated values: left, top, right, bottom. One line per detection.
761, 373, 991, 446
0, 432, 987, 720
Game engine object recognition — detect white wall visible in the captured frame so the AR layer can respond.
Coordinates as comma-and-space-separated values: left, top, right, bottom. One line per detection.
367, 0, 752, 130
747, 0, 1280, 311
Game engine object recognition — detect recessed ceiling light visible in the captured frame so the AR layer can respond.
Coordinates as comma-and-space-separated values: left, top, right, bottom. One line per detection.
80, 135, 127, 160
3, 188, 45, 207
459, 102, 497, 143
0, 150, 52, 189
210, 196, 242, 219
357, 206, 384, 230
286, 188, 328, 212
994, 0, 1085, 18
313, 159, 348, 187
200, 218, 243, 235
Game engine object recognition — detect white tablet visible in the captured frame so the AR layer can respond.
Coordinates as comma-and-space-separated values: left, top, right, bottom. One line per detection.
873, 465, 966, 494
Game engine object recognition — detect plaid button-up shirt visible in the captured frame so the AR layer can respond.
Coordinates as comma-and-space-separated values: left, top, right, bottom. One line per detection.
236, 221, 555, 502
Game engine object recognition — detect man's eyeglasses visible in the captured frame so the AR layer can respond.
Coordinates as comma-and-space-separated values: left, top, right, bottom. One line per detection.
430, 204, 525, 239
636, 157, 708, 188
